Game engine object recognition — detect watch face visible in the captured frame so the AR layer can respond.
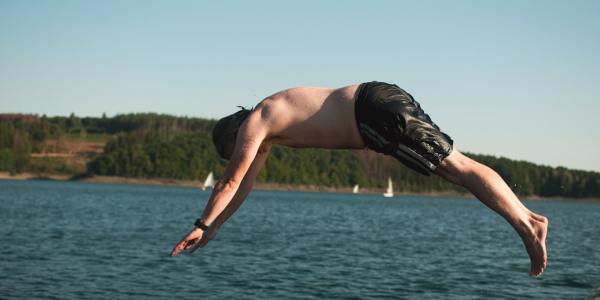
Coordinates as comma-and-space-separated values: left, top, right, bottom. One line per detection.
194, 219, 209, 230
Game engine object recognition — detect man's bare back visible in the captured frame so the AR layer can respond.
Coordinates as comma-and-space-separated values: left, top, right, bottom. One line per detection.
171, 81, 548, 277
255, 85, 365, 150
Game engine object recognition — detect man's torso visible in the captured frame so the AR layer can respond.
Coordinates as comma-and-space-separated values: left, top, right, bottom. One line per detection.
257, 84, 366, 150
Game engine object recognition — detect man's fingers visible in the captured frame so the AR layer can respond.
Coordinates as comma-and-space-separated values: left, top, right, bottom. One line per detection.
171, 237, 195, 256
171, 228, 205, 257
170, 227, 211, 256
171, 236, 202, 256
170, 241, 186, 257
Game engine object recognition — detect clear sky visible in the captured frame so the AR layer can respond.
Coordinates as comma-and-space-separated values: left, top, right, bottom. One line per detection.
1, 0, 599, 171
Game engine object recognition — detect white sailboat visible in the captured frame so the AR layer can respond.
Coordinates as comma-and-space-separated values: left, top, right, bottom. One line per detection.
383, 177, 394, 197
202, 172, 215, 191
352, 184, 359, 194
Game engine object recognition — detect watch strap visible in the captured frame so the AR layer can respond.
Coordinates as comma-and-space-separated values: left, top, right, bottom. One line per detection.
194, 219, 209, 231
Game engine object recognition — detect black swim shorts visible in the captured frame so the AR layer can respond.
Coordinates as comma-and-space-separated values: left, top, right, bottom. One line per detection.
354, 81, 453, 176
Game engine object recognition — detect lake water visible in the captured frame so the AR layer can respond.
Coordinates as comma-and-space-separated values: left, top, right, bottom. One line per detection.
0, 180, 599, 299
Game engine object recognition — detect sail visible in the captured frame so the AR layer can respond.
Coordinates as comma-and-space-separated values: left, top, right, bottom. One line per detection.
352, 184, 359, 194
202, 172, 215, 191
383, 177, 394, 197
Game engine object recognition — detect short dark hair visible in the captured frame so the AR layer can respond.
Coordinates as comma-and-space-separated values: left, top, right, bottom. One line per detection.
212, 106, 253, 159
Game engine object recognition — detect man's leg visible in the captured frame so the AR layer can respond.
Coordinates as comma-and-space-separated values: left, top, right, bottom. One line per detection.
434, 149, 548, 276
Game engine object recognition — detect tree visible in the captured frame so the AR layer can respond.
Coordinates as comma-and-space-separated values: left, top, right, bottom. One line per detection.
0, 149, 15, 174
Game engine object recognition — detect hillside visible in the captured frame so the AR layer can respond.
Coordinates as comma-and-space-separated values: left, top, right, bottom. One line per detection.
1, 113, 599, 198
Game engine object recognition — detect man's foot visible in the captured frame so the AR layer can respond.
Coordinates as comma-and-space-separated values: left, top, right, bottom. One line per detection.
520, 214, 548, 276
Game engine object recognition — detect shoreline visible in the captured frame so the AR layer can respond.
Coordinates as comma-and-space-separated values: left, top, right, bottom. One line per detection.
0, 172, 471, 197
1, 171, 598, 201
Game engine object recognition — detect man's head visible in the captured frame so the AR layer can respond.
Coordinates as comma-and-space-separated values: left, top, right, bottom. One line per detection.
212, 106, 252, 160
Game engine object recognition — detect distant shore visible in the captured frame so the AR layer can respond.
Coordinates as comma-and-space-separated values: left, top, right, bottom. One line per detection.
1, 171, 597, 201
0, 171, 466, 196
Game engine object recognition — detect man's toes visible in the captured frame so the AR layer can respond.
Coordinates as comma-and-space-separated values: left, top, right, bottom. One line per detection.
530, 265, 541, 276
531, 265, 545, 277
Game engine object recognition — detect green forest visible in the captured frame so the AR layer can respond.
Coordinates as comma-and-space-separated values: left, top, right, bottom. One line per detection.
1, 113, 599, 198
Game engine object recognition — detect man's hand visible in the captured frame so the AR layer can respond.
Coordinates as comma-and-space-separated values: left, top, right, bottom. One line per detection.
170, 226, 217, 257
170, 227, 203, 256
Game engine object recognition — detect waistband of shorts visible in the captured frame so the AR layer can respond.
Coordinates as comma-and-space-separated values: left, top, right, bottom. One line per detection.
354, 81, 387, 121
353, 82, 368, 126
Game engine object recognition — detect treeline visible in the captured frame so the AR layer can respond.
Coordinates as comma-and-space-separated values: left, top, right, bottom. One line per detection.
87, 129, 600, 198
0, 113, 214, 173
88, 132, 224, 180
474, 154, 599, 198
0, 112, 215, 141
76, 113, 215, 135
1, 113, 599, 198
0, 114, 46, 173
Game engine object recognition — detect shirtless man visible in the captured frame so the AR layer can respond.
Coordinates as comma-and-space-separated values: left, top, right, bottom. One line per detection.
170, 81, 548, 276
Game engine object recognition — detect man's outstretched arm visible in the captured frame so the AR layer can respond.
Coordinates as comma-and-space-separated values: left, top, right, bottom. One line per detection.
185, 145, 270, 253
170, 113, 268, 256
207, 145, 270, 229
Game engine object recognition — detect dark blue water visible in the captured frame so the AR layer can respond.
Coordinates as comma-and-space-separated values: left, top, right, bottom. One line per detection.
0, 180, 599, 299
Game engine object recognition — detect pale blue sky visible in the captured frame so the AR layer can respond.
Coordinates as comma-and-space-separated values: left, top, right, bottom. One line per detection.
1, 0, 599, 171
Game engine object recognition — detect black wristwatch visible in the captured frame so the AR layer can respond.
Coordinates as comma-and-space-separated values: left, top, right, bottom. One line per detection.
194, 219, 210, 231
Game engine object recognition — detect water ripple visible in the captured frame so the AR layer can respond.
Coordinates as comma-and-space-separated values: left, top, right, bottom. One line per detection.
1, 180, 599, 299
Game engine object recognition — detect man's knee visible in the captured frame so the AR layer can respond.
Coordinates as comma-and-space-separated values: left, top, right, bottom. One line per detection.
434, 149, 475, 185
